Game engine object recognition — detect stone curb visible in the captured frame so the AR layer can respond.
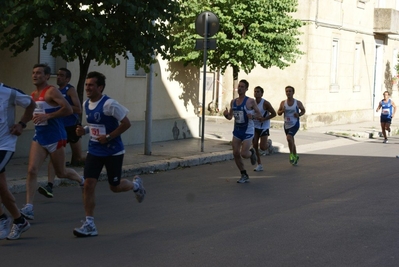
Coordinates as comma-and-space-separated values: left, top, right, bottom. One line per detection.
7, 144, 287, 194
8, 151, 235, 194
325, 128, 398, 141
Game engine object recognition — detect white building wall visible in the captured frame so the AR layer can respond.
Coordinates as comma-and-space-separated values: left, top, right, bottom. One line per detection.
3, 0, 399, 157
0, 45, 200, 157
220, 0, 399, 128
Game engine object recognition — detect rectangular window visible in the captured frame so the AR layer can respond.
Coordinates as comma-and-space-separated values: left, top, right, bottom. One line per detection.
39, 37, 66, 75
393, 49, 398, 90
39, 37, 56, 74
330, 39, 339, 92
353, 42, 361, 91
126, 52, 146, 77
331, 39, 339, 85
393, 49, 398, 75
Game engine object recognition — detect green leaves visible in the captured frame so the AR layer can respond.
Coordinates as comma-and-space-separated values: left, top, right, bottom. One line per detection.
0, 0, 180, 103
168, 0, 303, 77
0, 0, 180, 69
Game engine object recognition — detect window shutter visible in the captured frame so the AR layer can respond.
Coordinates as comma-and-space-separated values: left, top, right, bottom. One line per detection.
126, 52, 146, 77
39, 37, 56, 74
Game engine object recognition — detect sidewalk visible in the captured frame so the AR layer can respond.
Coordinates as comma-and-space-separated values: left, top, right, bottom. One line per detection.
6, 117, 394, 193
7, 138, 234, 194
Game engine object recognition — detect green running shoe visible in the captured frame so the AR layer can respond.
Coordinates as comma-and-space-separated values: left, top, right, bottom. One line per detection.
293, 155, 299, 166
289, 154, 295, 164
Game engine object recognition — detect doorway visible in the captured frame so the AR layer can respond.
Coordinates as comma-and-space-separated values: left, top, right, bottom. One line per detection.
373, 39, 384, 116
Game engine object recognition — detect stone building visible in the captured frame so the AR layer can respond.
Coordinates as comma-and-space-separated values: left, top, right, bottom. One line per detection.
1, 0, 399, 157
216, 0, 399, 128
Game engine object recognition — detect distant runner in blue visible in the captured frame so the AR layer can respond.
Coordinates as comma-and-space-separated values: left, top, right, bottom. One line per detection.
376, 91, 396, 143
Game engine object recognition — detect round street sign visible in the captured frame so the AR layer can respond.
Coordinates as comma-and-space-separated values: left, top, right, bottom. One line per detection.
195, 11, 220, 37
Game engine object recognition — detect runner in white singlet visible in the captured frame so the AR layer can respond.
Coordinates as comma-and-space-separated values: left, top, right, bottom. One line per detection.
277, 86, 306, 166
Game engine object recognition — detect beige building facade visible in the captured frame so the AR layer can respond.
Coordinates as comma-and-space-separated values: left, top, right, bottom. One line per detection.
218, 0, 399, 129
2, 0, 399, 157
0, 44, 200, 157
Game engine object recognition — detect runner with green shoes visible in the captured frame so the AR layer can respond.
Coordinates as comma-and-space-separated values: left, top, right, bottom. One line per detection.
277, 86, 306, 166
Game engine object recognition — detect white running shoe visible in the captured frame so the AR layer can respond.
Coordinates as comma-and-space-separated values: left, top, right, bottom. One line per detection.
20, 204, 34, 220
7, 219, 30, 240
237, 174, 250, 183
0, 217, 12, 240
133, 176, 146, 203
254, 164, 263, 172
73, 220, 98, 237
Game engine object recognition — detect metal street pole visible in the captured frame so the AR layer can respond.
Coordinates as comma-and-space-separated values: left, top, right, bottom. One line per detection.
144, 59, 153, 155
200, 12, 209, 152
145, 21, 156, 155
144, 59, 154, 155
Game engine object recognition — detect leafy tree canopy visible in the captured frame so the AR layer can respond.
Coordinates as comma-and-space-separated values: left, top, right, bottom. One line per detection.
0, 0, 180, 101
168, 0, 304, 80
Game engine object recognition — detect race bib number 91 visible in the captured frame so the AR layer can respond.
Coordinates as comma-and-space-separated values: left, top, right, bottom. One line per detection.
88, 123, 106, 142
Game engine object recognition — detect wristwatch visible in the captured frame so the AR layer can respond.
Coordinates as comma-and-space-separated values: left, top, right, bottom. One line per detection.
106, 134, 112, 142
18, 121, 27, 129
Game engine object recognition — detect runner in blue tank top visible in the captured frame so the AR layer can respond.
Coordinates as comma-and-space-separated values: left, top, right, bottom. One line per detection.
223, 79, 262, 184
39, 68, 85, 199
60, 83, 79, 128
73, 71, 146, 237
57, 68, 85, 166
20, 64, 84, 222
376, 91, 396, 143
277, 85, 306, 166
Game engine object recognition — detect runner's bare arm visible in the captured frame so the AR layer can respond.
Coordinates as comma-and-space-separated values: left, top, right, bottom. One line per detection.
46, 86, 73, 119
97, 116, 131, 144
223, 100, 234, 120
297, 101, 306, 117
263, 100, 276, 121
277, 101, 285, 116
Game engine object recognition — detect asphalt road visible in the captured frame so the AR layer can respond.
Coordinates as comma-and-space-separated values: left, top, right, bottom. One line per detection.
2, 140, 399, 267
204, 117, 344, 148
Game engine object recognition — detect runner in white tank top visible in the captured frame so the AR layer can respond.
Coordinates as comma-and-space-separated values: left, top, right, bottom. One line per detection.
252, 86, 276, 172
277, 85, 306, 166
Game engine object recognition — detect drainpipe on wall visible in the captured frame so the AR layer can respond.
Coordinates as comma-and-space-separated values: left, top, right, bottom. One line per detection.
315, 0, 319, 28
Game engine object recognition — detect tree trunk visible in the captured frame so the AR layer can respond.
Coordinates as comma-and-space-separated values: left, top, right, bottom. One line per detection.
76, 55, 92, 122
232, 65, 239, 99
